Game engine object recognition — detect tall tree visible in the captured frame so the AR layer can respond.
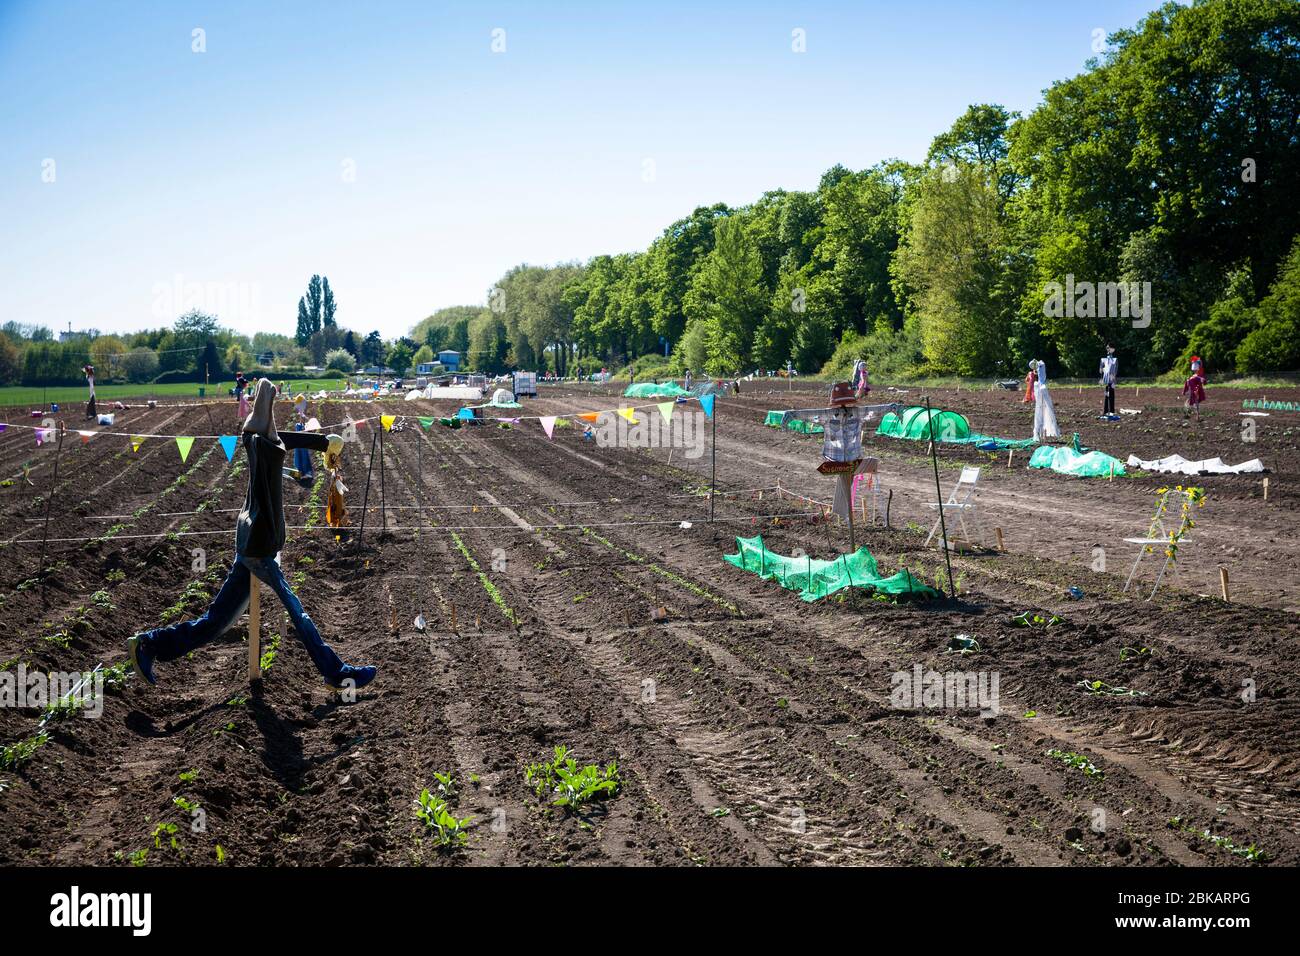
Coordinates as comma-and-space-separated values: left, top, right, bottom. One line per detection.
322, 277, 336, 327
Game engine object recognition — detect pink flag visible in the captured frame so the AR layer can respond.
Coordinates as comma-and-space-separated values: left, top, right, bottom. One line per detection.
539, 416, 557, 439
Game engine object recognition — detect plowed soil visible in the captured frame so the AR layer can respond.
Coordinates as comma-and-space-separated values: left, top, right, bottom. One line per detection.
1, 380, 1297, 867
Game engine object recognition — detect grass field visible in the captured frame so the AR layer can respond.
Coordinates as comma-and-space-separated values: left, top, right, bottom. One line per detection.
0, 378, 347, 408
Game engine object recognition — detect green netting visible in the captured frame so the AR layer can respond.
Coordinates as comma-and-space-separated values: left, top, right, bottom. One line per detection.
1028, 445, 1126, 477
876, 406, 971, 441
624, 382, 690, 398
724, 535, 940, 602
966, 433, 1038, 450
764, 410, 823, 433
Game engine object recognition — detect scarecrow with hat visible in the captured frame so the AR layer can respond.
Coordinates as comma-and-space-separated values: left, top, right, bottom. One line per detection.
781, 382, 899, 548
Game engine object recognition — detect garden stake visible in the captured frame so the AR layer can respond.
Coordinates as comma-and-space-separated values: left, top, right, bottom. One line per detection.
709, 397, 717, 523
37, 426, 64, 577
357, 428, 379, 545
248, 580, 261, 683
379, 414, 388, 533
995, 527, 1005, 552
924, 396, 956, 599
1219, 566, 1230, 602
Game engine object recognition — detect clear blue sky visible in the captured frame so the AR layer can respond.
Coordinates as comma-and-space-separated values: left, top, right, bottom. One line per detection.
0, 0, 1156, 341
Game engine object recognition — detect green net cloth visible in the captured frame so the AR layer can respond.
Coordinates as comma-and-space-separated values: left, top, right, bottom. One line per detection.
1028, 445, 1126, 477
876, 406, 971, 441
624, 382, 690, 398
724, 535, 940, 602
764, 410, 824, 433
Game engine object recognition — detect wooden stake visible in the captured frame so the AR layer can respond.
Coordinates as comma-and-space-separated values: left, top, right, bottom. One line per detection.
248, 581, 261, 682
1263, 477, 1269, 501
995, 527, 1005, 552
1219, 566, 1230, 602
1109, 461, 1115, 480
1007, 448, 1013, 470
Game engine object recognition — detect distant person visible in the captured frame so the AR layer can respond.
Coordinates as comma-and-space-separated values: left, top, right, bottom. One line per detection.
684, 369, 693, 390
1022, 364, 1036, 404
1031, 359, 1059, 442
1099, 345, 1118, 417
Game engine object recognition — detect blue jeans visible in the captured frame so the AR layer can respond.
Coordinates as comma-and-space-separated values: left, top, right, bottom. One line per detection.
140, 553, 344, 682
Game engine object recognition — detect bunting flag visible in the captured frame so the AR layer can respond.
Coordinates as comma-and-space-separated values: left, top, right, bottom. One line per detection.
131, 436, 146, 453
700, 394, 716, 418
539, 416, 557, 439
381, 414, 396, 431
77, 430, 94, 444
0, 423, 7, 433
577, 412, 599, 424
419, 416, 435, 430
176, 436, 195, 463
218, 435, 239, 461
35, 427, 52, 447
456, 407, 474, 420
657, 402, 674, 423
617, 407, 639, 424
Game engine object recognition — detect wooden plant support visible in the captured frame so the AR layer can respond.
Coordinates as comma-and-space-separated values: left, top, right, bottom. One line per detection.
1219, 566, 1230, 602
995, 527, 1005, 552
248, 581, 261, 682
1263, 477, 1269, 501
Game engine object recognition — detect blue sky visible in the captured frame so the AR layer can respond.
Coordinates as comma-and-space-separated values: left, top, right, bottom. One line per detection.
0, 0, 1156, 340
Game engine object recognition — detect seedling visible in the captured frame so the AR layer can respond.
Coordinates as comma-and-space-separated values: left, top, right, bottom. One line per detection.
1076, 679, 1147, 697
1012, 611, 1062, 628
414, 789, 472, 849
525, 745, 622, 811
1046, 748, 1103, 779
1119, 646, 1150, 662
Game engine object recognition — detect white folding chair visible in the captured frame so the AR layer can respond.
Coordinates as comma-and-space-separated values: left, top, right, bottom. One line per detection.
925, 466, 981, 547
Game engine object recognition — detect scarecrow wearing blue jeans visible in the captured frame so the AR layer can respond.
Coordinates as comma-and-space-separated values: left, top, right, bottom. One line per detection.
127, 379, 376, 690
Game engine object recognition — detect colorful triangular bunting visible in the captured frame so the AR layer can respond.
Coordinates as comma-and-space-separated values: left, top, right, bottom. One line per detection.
218, 435, 238, 461
381, 414, 396, 431
419, 416, 435, 430
131, 436, 146, 453
77, 430, 93, 444
176, 436, 195, 462
578, 412, 599, 424
657, 402, 674, 423
700, 394, 715, 418
539, 416, 557, 439
617, 407, 638, 424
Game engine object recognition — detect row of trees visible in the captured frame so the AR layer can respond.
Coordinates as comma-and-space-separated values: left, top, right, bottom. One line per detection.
411, 0, 1300, 380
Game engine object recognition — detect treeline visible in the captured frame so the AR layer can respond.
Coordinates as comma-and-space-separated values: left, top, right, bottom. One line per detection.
413, 0, 1300, 380
0, 273, 424, 387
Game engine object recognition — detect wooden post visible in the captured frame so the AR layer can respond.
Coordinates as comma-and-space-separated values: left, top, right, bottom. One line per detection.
248, 581, 261, 682
1109, 461, 1115, 481
709, 397, 717, 523
995, 527, 1005, 552
1219, 566, 1230, 602
37, 427, 65, 576
1263, 477, 1269, 501
923, 396, 955, 598
378, 415, 388, 533
1008, 448, 1013, 470
357, 428, 379, 544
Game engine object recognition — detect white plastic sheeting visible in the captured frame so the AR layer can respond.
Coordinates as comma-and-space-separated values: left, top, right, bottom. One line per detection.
1125, 454, 1265, 475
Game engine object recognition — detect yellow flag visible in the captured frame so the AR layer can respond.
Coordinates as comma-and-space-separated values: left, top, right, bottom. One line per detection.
131, 436, 146, 453
617, 407, 639, 424
381, 414, 396, 431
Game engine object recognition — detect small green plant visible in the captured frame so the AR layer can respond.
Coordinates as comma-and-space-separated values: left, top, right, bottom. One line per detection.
431, 771, 458, 800
0, 731, 49, 770
525, 746, 622, 811
1046, 748, 1103, 779
1012, 611, 1063, 628
414, 789, 472, 848
1076, 679, 1147, 697
1119, 646, 1150, 662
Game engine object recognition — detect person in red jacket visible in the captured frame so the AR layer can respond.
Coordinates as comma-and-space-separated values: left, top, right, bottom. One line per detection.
128, 379, 376, 690
1022, 366, 1035, 403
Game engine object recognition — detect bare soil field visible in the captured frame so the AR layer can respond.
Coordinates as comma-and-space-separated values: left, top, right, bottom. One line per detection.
1, 381, 1297, 867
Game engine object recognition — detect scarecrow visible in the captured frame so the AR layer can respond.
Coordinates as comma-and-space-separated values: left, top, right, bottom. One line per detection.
1031, 359, 1059, 442
83, 364, 97, 419
1021, 364, 1036, 404
1183, 361, 1207, 419
127, 379, 375, 690
782, 382, 898, 549
1099, 344, 1118, 418
851, 358, 871, 399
